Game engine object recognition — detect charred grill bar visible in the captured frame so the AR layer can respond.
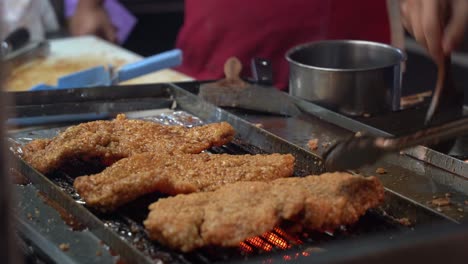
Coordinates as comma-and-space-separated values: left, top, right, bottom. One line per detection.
7, 82, 468, 263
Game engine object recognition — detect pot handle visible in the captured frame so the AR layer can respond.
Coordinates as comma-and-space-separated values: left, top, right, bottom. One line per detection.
390, 64, 403, 111
391, 50, 408, 111
250, 58, 273, 86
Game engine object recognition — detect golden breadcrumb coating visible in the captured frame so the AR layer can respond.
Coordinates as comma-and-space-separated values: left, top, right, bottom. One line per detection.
74, 153, 295, 211
22, 114, 235, 174
144, 172, 384, 252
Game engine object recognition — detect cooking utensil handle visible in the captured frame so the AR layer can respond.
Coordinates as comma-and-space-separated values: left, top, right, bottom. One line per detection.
117, 49, 182, 83
29, 84, 56, 91
57, 66, 111, 89
381, 117, 468, 151
1, 27, 30, 55
390, 59, 404, 111
250, 58, 273, 86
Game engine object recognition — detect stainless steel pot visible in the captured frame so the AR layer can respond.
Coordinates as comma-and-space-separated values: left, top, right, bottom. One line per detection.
286, 40, 406, 115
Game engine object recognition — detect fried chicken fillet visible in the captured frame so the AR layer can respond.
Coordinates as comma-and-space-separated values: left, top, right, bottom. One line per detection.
144, 172, 384, 252
22, 114, 235, 174
74, 153, 295, 211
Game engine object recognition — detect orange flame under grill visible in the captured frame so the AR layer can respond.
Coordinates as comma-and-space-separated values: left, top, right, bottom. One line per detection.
239, 242, 253, 253
245, 236, 273, 252
239, 227, 303, 253
262, 232, 289, 250
273, 227, 303, 245
239, 227, 320, 261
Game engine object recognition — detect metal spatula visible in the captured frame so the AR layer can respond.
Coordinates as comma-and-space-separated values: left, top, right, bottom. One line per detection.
199, 57, 301, 116
323, 117, 468, 171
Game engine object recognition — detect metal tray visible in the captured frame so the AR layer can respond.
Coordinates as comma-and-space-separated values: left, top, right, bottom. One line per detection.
6, 83, 465, 263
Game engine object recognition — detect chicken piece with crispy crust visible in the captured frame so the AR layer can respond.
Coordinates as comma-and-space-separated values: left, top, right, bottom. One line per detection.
74, 153, 295, 211
22, 114, 235, 174
144, 172, 384, 252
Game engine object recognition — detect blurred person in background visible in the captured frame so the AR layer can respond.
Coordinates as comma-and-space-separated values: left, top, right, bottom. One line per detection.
66, 0, 136, 44
0, 0, 59, 41
69, 0, 468, 89
0, 0, 135, 45
38, 0, 468, 89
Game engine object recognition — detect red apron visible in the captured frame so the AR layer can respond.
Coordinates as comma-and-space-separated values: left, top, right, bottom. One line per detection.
176, 0, 390, 89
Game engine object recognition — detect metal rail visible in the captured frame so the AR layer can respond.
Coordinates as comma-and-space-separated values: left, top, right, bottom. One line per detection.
6, 82, 467, 263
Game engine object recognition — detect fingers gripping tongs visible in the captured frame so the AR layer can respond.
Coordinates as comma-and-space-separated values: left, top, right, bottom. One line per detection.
424, 56, 453, 125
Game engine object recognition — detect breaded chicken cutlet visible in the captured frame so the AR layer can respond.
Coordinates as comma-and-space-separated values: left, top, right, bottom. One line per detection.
144, 172, 384, 252
74, 153, 295, 211
22, 114, 235, 174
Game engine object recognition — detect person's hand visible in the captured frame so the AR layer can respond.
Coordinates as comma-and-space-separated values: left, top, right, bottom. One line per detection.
400, 0, 468, 63
69, 0, 117, 43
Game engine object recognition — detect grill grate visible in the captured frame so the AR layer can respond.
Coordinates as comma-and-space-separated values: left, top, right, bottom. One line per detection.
10, 110, 419, 263
42, 138, 408, 263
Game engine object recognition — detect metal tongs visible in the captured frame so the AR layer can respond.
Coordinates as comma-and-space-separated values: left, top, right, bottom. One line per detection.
323, 117, 468, 171
424, 56, 452, 125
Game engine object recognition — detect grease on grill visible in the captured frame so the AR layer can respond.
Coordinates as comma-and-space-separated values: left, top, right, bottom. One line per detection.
376, 168, 387, 174
115, 258, 128, 264
38, 192, 85, 231
59, 243, 70, 251
432, 197, 451, 207
395, 218, 412, 227
308, 138, 319, 150
10, 168, 30, 185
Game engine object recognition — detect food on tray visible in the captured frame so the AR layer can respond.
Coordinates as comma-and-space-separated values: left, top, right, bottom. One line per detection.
395, 217, 412, 226
431, 197, 451, 207
375, 167, 387, 174
74, 153, 295, 211
22, 114, 235, 174
308, 138, 319, 150
144, 172, 384, 252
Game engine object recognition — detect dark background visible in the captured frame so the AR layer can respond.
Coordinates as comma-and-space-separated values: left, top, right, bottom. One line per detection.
119, 0, 184, 56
